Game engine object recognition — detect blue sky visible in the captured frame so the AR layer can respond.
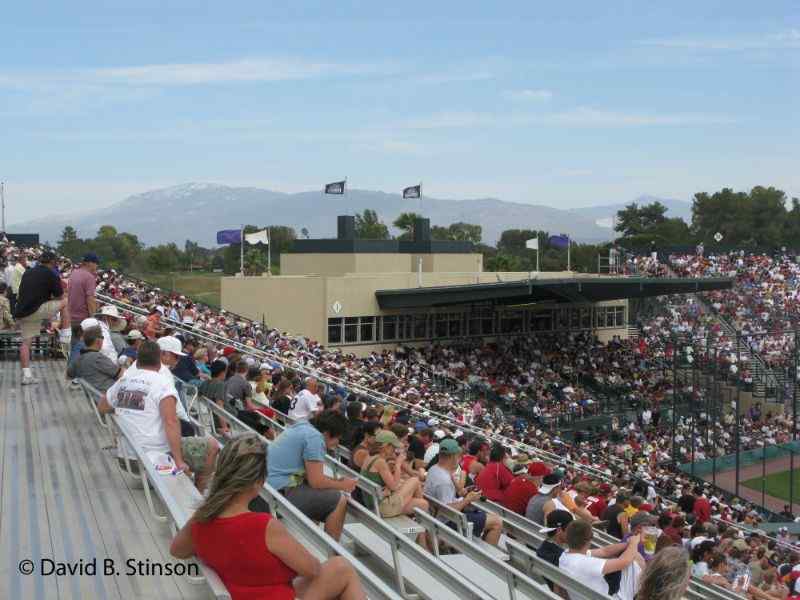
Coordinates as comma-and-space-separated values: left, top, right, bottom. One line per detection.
2, 1, 798, 223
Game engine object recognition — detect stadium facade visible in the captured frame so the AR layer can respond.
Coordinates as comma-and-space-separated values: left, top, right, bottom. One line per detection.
221, 216, 730, 355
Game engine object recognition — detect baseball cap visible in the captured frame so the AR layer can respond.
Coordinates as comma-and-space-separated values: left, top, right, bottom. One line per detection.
209, 360, 227, 378
732, 539, 749, 551
222, 346, 237, 357
439, 439, 461, 455
157, 336, 187, 356
375, 430, 403, 448
80, 317, 101, 330
630, 512, 656, 529
82, 252, 99, 264
528, 461, 551, 477
126, 329, 144, 340
598, 483, 613, 495
538, 473, 562, 494
433, 429, 446, 440
39, 250, 57, 263
541, 510, 574, 535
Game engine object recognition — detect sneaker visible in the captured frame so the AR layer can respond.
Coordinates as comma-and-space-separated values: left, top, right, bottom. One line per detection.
22, 375, 39, 386
58, 329, 72, 344
70, 379, 81, 388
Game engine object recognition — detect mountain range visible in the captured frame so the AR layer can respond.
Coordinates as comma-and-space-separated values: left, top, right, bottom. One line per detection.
8, 183, 691, 248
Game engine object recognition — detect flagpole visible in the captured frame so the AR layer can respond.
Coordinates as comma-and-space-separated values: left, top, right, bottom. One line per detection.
567, 236, 571, 271
267, 227, 271, 276
240, 225, 244, 276
419, 181, 422, 215
536, 232, 540, 273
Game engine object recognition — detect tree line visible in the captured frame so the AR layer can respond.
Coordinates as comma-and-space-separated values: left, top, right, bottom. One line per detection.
614, 186, 800, 250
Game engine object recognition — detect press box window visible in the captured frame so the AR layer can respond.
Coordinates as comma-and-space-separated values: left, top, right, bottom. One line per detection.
328, 318, 342, 344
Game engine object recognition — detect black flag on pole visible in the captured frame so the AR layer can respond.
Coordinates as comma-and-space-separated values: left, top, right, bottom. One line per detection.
324, 180, 346, 195
402, 185, 421, 199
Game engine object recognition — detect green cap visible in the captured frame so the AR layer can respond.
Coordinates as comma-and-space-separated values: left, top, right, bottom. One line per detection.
375, 430, 403, 448
439, 439, 461, 455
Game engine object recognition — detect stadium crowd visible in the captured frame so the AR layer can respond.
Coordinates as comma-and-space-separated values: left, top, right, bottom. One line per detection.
6, 237, 800, 598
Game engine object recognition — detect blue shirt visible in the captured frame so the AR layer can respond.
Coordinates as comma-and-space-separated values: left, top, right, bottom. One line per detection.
266, 421, 326, 491
68, 340, 86, 368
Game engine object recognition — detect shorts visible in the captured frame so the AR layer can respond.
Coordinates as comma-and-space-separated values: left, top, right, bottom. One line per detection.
19, 299, 62, 340
284, 484, 342, 522
464, 507, 487, 538
180, 436, 212, 475
379, 492, 406, 518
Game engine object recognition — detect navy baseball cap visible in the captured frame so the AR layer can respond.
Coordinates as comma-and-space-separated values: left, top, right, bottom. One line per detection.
83, 252, 99, 263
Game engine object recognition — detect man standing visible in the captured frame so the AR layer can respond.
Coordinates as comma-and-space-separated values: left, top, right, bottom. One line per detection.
8, 254, 26, 315
14, 251, 65, 385
67, 253, 98, 348
289, 376, 323, 420
98, 340, 219, 492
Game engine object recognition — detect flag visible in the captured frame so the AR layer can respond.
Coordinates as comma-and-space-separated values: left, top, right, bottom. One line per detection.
525, 238, 538, 250
403, 185, 421, 199
216, 229, 242, 244
548, 234, 569, 250
245, 229, 269, 244
324, 180, 346, 195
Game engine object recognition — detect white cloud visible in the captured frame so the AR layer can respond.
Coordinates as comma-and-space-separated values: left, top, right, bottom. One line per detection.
505, 89, 554, 101
398, 107, 737, 130
89, 58, 374, 85
0, 57, 379, 90
639, 29, 800, 51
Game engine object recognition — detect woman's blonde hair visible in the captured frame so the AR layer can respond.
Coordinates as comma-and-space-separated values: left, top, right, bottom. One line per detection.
636, 546, 690, 600
193, 434, 266, 522
194, 348, 208, 360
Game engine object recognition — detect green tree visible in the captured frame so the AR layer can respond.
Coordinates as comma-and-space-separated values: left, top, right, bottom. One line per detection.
447, 222, 482, 244
614, 202, 668, 238
393, 212, 423, 240
354, 210, 389, 240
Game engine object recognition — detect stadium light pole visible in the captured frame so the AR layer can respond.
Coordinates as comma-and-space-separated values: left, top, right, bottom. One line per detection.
792, 329, 798, 512
735, 331, 742, 500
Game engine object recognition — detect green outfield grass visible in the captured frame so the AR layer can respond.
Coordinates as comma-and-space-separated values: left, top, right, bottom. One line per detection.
742, 467, 800, 503
130, 272, 223, 307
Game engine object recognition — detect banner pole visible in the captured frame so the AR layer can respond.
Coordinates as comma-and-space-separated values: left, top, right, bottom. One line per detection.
567, 236, 571, 271
267, 227, 271, 276
240, 225, 244, 276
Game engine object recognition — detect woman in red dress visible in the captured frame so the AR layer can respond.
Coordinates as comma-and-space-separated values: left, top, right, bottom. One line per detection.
171, 434, 366, 600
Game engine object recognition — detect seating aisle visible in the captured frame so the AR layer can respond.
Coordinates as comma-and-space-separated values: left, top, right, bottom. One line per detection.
0, 359, 213, 600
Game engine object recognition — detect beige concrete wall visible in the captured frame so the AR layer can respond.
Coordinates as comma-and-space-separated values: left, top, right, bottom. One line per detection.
281, 253, 358, 276
221, 275, 327, 339
281, 252, 486, 276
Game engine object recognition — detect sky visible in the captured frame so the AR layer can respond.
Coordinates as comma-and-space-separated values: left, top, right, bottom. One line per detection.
1, 1, 798, 224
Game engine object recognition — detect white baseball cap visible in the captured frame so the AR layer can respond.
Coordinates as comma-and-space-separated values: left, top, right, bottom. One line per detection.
80, 317, 101, 330
157, 336, 186, 356
126, 329, 144, 340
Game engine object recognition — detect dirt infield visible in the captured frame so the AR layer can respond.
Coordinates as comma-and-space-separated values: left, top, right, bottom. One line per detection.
704, 454, 800, 513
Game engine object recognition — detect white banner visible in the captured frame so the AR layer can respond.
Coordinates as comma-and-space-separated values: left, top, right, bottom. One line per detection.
525, 238, 538, 250
245, 229, 269, 244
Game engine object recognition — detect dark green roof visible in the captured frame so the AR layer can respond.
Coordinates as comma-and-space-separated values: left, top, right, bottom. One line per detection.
375, 277, 733, 309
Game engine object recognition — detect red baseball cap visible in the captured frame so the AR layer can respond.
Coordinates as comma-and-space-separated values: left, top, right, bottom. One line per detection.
528, 462, 551, 477
598, 483, 613, 495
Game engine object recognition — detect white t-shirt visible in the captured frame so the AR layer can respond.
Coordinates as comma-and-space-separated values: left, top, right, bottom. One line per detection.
127, 362, 189, 421
289, 389, 322, 420
559, 552, 609, 599
107, 367, 180, 458
98, 322, 118, 364
423, 442, 440, 466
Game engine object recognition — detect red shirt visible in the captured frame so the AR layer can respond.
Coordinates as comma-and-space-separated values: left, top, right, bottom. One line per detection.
475, 462, 514, 502
587, 496, 608, 518
192, 512, 296, 600
67, 267, 96, 324
693, 497, 711, 524
502, 477, 538, 515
